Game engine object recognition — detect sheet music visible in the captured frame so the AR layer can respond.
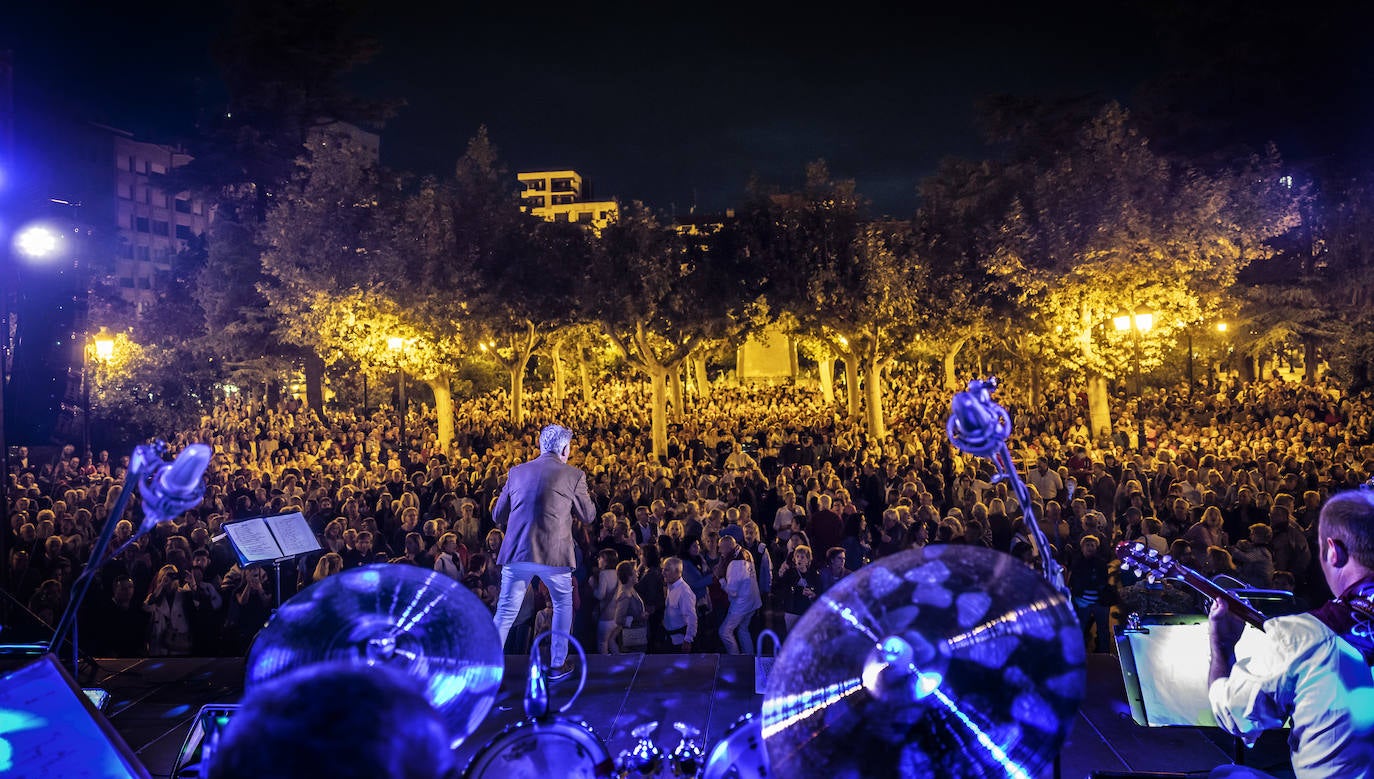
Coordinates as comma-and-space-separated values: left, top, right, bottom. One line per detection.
223, 518, 282, 563
265, 512, 321, 557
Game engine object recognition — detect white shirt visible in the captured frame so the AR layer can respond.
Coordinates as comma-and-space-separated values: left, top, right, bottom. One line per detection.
1208, 613, 1374, 779
1028, 468, 1064, 502
723, 557, 762, 613
774, 505, 801, 534
663, 577, 697, 644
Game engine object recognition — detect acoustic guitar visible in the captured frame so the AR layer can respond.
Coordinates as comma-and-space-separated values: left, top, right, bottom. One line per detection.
1115, 540, 1269, 631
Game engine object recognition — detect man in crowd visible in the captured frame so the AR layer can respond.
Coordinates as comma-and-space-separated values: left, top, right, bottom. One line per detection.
661, 556, 697, 652
491, 424, 597, 681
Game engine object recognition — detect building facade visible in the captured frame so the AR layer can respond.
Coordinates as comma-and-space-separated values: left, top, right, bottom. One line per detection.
111, 132, 211, 310
516, 170, 618, 231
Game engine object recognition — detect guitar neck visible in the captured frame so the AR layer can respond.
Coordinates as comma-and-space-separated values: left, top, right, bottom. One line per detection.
1171, 565, 1269, 631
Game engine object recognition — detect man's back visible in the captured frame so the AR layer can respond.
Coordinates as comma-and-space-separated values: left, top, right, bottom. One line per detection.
808, 509, 843, 552
494, 453, 594, 568
1211, 613, 1374, 779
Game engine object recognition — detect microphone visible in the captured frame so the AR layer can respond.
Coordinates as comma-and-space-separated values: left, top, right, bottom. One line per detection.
946, 378, 1010, 457
137, 443, 212, 531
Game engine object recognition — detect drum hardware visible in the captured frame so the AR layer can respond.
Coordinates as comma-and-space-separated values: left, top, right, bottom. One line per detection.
616, 721, 665, 776
667, 722, 705, 778
463, 630, 616, 779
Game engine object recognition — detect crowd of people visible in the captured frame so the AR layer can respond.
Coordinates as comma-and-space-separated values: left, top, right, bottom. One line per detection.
3, 369, 1370, 663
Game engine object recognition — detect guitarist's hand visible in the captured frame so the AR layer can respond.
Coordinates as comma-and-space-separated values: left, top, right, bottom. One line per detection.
1208, 597, 1246, 649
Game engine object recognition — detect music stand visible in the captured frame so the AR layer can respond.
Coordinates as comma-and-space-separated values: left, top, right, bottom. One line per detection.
1115, 602, 1296, 769
221, 512, 322, 608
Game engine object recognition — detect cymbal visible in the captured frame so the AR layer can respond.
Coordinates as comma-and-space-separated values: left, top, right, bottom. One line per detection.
762, 545, 1086, 778
245, 563, 504, 747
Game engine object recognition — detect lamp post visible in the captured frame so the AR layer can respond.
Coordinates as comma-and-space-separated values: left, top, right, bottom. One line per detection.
3, 223, 63, 585
85, 327, 114, 463
388, 336, 406, 471
1186, 321, 1229, 398
1213, 322, 1229, 391
1114, 308, 1154, 451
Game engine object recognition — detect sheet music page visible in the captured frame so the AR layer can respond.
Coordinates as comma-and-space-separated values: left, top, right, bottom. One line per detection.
223, 518, 282, 563
266, 512, 322, 557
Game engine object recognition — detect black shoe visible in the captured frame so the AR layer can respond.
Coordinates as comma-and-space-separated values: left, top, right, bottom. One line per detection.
547, 660, 575, 682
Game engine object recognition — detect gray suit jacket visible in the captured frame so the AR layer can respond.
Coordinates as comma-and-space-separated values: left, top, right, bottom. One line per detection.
493, 452, 597, 568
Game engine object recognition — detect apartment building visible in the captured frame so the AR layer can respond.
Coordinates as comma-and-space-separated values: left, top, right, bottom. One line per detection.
112, 132, 210, 309
516, 170, 618, 231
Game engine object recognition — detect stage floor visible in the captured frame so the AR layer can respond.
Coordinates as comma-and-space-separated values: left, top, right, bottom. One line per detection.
90, 652, 1295, 778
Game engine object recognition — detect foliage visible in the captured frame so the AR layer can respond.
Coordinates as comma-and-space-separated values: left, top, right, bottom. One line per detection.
89, 335, 215, 448
985, 103, 1299, 380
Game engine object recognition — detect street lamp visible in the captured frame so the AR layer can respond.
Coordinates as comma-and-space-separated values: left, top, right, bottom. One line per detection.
84, 327, 114, 462
1114, 308, 1154, 451
14, 225, 60, 259
1186, 321, 1229, 398
388, 336, 406, 470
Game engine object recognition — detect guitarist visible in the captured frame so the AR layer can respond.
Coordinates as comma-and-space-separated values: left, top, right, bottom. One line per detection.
1207, 488, 1374, 779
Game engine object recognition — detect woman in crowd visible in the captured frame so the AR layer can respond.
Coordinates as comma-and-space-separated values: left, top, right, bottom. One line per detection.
310, 552, 343, 583
144, 564, 195, 657
775, 544, 819, 631
432, 532, 466, 580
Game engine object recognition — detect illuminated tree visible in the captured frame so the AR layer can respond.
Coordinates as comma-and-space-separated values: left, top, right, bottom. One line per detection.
588, 202, 749, 459
984, 103, 1299, 437
732, 162, 934, 439
432, 128, 589, 428
306, 291, 467, 450
258, 130, 400, 420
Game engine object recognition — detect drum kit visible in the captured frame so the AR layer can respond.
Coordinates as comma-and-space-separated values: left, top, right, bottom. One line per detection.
241, 544, 1084, 778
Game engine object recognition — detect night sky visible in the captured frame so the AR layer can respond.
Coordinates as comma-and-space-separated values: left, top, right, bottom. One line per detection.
5, 1, 1371, 217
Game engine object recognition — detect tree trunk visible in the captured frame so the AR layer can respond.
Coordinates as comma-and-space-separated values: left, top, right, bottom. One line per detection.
693, 356, 710, 400
864, 353, 885, 439
650, 365, 669, 461
787, 336, 799, 383
508, 362, 525, 428
669, 365, 685, 422
579, 348, 593, 401
1239, 355, 1256, 383
1028, 361, 1043, 408
843, 355, 861, 419
427, 376, 454, 455
552, 341, 566, 405
303, 351, 327, 421
817, 353, 835, 404
943, 335, 969, 391
1303, 338, 1318, 384
1087, 373, 1112, 441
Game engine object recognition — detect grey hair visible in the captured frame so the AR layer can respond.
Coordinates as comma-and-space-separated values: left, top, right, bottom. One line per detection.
539, 424, 573, 455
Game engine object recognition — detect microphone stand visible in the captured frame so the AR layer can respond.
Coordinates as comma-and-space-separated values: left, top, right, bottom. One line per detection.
946, 379, 1071, 603
48, 445, 150, 676
948, 378, 1071, 779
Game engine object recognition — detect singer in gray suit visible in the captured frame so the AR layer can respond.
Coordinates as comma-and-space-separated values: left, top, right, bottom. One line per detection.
492, 424, 597, 678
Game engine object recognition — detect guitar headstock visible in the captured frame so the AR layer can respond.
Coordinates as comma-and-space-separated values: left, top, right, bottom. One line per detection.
1115, 540, 1181, 583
